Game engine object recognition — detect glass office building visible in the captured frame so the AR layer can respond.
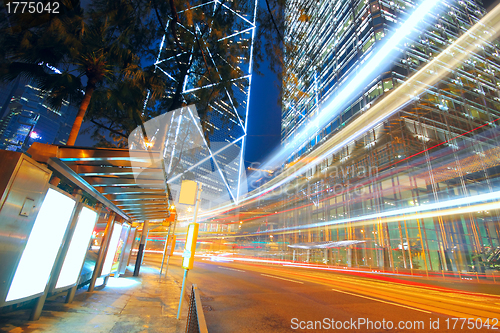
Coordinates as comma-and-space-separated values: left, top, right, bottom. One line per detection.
218, 0, 500, 274
150, 0, 257, 207
0, 78, 77, 152
278, 0, 500, 273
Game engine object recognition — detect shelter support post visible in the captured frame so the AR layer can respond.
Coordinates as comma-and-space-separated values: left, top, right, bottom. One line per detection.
88, 212, 116, 292
134, 220, 149, 276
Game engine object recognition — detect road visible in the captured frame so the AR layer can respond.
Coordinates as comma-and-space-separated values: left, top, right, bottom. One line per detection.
143, 253, 500, 332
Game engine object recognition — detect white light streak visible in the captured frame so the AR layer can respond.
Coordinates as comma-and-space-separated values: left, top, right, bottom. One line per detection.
262, 0, 437, 169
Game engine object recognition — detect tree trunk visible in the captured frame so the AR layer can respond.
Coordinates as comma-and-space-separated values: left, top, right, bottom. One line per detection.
166, 54, 196, 112
67, 83, 95, 146
168, 67, 187, 112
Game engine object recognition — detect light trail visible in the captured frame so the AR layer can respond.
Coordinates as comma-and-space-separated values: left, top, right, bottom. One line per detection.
262, 0, 438, 170
256, 6, 500, 202
199, 194, 500, 239
191, 3, 500, 224
207, 121, 500, 226
199, 254, 491, 283
254, 192, 500, 235
331, 288, 432, 314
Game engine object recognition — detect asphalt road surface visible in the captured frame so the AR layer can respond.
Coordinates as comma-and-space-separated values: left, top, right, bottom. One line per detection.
143, 253, 500, 332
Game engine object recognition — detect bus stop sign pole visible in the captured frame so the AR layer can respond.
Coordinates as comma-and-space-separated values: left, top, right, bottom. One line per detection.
177, 183, 201, 320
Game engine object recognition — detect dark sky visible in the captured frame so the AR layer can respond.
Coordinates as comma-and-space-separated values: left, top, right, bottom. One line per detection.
244, 62, 281, 167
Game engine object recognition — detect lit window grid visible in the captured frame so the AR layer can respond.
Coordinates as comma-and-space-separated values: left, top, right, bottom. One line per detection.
151, 0, 256, 205
220, 0, 500, 268
282, 0, 499, 163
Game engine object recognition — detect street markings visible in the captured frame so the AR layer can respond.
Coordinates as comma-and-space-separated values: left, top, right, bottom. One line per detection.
218, 266, 246, 272
261, 274, 304, 284
331, 288, 431, 314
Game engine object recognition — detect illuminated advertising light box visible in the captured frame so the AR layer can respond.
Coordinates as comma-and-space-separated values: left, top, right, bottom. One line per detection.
55, 206, 98, 290
182, 223, 199, 270
101, 223, 123, 277
110, 225, 129, 274
6, 188, 76, 302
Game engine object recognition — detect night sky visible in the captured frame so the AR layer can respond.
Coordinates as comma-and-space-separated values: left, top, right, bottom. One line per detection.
244, 62, 282, 167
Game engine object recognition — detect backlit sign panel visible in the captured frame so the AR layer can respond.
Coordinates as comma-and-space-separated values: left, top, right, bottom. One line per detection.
6, 188, 76, 302
182, 223, 199, 270
55, 206, 98, 289
101, 224, 123, 276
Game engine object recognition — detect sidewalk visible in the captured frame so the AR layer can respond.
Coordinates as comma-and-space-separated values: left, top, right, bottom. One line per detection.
0, 266, 187, 333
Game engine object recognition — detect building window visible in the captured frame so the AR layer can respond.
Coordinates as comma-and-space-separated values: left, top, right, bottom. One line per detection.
362, 35, 376, 53
367, 82, 383, 101
383, 79, 394, 92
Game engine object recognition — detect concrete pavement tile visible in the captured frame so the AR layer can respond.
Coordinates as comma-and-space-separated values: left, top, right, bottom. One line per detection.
44, 314, 118, 333
161, 303, 179, 316
121, 300, 162, 316
109, 295, 131, 310
109, 318, 148, 333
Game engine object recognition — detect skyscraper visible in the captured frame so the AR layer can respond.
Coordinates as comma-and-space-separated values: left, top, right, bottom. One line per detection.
140, 0, 257, 210
282, 0, 493, 158
273, 0, 500, 272
0, 78, 77, 152
215, 0, 500, 274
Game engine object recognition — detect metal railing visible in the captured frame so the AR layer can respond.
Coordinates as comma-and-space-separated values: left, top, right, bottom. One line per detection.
185, 284, 208, 333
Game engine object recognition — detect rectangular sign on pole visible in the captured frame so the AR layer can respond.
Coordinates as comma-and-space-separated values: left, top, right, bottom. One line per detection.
178, 180, 197, 206
182, 223, 199, 270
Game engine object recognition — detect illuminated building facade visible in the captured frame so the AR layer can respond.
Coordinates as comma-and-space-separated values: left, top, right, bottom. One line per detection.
142, 0, 257, 211
0, 78, 77, 152
276, 0, 500, 273
223, 0, 500, 274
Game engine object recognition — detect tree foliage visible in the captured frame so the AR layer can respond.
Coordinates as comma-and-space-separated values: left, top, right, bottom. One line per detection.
0, 0, 260, 147
0, 0, 167, 145
253, 0, 310, 106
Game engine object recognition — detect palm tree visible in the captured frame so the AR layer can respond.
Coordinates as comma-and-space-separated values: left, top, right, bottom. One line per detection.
84, 65, 166, 147
0, 0, 163, 146
1, 0, 272, 147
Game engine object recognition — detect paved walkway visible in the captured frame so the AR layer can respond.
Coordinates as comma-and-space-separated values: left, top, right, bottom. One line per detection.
0, 266, 187, 333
